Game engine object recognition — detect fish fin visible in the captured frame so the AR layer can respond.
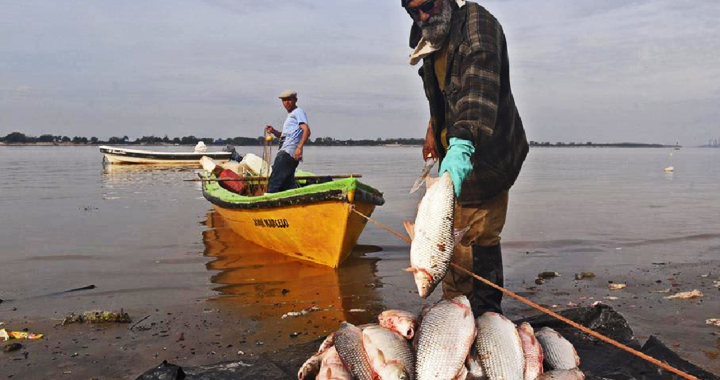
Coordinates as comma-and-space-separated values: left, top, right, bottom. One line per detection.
425, 176, 438, 189
402, 220, 415, 241
453, 226, 470, 245
404, 267, 417, 273
376, 347, 386, 363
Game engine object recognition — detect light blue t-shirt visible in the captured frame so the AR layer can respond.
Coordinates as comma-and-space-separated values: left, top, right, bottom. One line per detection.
279, 107, 308, 157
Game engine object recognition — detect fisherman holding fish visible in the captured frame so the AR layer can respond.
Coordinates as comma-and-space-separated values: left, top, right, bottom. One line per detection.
401, 0, 528, 315
265, 89, 312, 193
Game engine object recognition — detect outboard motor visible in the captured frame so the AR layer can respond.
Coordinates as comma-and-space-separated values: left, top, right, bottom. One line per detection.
223, 145, 243, 162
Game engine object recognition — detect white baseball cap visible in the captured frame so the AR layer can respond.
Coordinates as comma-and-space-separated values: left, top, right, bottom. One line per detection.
278, 89, 297, 99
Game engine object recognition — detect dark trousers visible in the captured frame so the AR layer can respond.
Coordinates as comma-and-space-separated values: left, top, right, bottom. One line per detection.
267, 150, 299, 193
471, 244, 504, 315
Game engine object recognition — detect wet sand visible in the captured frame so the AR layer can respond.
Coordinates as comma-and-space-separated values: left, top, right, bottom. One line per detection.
3, 253, 718, 379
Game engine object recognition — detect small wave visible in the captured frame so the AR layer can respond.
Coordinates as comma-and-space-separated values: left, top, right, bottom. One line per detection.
623, 233, 720, 247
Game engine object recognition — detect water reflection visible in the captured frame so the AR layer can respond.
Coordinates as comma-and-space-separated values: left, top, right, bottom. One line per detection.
100, 164, 201, 198
202, 211, 384, 340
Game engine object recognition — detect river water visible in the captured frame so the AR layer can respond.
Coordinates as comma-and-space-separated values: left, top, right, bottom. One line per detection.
1, 145, 719, 368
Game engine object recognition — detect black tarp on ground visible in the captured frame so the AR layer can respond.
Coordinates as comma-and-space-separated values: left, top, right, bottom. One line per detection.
135, 305, 718, 380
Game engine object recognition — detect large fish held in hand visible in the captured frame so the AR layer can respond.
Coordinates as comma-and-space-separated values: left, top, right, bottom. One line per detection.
415, 296, 477, 380
404, 172, 465, 298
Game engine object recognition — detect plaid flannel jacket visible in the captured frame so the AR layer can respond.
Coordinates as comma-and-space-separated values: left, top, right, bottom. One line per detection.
415, 2, 528, 205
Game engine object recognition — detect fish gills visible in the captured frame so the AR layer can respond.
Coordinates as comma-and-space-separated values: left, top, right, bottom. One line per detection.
415, 296, 476, 380
536, 369, 584, 380
362, 325, 415, 380
475, 312, 525, 380
535, 327, 580, 370
406, 172, 455, 298
335, 322, 375, 380
517, 323, 544, 380
317, 346, 353, 380
378, 309, 419, 340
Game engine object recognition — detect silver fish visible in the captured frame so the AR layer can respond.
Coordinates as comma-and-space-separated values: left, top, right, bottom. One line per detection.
335, 322, 374, 380
378, 309, 419, 340
415, 296, 477, 380
475, 312, 525, 380
517, 323, 544, 380
404, 172, 459, 298
297, 333, 335, 380
535, 327, 580, 370
536, 369, 584, 380
362, 325, 415, 380
317, 346, 353, 380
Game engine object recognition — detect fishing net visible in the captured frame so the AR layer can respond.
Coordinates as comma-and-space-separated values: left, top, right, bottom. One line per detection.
134, 305, 718, 380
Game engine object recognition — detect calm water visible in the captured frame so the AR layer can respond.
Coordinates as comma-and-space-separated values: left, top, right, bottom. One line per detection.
1, 146, 719, 330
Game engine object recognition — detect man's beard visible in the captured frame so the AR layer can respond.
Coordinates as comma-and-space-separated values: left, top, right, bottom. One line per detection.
418, 0, 452, 46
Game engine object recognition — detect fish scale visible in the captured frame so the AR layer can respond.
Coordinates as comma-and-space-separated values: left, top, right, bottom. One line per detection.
535, 327, 580, 370
415, 296, 476, 380
475, 312, 525, 380
335, 322, 374, 380
537, 369, 585, 380
407, 172, 456, 298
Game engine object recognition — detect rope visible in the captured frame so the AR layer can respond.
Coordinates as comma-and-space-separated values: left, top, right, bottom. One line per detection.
260, 130, 273, 194
351, 207, 411, 244
351, 208, 702, 380
449, 263, 701, 380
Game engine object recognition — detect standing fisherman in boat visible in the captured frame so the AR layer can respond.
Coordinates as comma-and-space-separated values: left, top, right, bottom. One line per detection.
265, 90, 312, 193
401, 0, 528, 315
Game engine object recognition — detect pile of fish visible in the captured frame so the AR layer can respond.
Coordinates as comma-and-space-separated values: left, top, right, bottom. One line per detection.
296, 159, 584, 379
298, 295, 584, 380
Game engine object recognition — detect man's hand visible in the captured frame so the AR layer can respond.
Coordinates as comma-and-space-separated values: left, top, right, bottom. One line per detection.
294, 147, 303, 161
265, 125, 279, 137
423, 121, 439, 160
439, 137, 475, 198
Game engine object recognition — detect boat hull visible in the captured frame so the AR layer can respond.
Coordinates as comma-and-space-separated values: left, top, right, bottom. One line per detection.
213, 200, 375, 268
100, 146, 231, 165
202, 177, 384, 268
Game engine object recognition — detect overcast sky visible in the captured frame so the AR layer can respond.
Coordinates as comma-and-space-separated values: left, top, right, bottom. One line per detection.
2, 0, 719, 145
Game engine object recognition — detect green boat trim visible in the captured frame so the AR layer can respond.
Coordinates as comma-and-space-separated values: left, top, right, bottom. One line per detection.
202, 171, 385, 210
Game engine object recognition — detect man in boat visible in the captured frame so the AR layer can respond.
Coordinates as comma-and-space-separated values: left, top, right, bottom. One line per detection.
265, 90, 312, 193
401, 0, 528, 315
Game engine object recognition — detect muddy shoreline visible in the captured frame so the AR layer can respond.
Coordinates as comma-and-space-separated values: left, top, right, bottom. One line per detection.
3, 257, 718, 379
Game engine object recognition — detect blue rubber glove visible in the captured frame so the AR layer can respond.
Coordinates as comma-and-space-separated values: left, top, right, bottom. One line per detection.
439, 137, 475, 198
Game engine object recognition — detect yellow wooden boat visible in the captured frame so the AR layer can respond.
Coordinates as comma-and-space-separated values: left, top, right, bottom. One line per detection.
201, 173, 384, 268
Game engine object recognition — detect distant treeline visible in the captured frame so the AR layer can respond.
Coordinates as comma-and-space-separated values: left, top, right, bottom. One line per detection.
1, 132, 676, 148
0, 131, 424, 146
529, 141, 673, 148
